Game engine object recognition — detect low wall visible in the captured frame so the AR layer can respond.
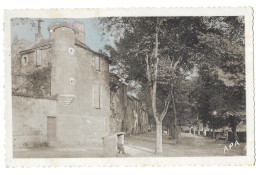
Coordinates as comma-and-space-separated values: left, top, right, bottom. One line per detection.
54, 114, 105, 148
12, 95, 57, 148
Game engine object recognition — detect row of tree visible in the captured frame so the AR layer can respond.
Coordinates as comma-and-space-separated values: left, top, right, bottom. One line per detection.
98, 16, 245, 154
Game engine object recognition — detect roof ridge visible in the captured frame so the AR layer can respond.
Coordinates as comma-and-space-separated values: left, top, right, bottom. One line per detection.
12, 93, 57, 101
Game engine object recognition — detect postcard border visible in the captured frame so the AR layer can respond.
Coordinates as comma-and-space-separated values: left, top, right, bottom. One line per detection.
4, 7, 255, 167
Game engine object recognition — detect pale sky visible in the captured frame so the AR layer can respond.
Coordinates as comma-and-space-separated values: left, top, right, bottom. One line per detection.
11, 18, 111, 52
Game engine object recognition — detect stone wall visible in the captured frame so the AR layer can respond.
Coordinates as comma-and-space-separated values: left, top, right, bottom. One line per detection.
124, 95, 149, 135
109, 74, 149, 135
109, 74, 127, 134
12, 95, 57, 149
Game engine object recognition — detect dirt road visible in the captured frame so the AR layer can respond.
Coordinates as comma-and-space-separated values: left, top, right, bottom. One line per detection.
124, 132, 246, 157
13, 132, 246, 158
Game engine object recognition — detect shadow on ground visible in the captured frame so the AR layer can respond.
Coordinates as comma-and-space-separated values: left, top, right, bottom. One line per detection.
124, 132, 246, 157
13, 132, 246, 158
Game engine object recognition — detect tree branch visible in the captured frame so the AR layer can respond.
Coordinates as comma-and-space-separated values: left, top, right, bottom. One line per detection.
160, 95, 171, 121
172, 56, 182, 71
145, 52, 152, 87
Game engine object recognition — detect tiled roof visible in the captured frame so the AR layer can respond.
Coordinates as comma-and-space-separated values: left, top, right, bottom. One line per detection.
19, 39, 53, 54
12, 92, 58, 101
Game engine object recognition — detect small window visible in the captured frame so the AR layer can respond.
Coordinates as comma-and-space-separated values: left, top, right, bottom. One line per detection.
36, 49, 42, 66
70, 77, 75, 85
21, 55, 28, 65
69, 47, 75, 55
94, 57, 100, 71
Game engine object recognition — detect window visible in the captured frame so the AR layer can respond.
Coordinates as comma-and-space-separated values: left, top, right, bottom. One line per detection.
70, 77, 75, 85
36, 49, 42, 66
69, 47, 75, 55
21, 55, 28, 65
94, 57, 100, 71
94, 83, 101, 109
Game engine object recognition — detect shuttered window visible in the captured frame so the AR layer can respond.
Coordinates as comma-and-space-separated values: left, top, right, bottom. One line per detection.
36, 49, 42, 66
94, 83, 101, 109
94, 57, 100, 71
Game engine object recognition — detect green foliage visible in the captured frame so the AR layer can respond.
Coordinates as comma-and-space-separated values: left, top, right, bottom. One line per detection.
13, 65, 52, 97
99, 16, 246, 131
25, 65, 52, 97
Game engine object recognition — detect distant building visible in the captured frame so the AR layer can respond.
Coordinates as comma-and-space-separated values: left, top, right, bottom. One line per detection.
110, 73, 149, 135
11, 20, 148, 150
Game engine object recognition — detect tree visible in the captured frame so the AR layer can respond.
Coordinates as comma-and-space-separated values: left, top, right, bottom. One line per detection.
193, 17, 245, 141
99, 16, 245, 150
99, 17, 201, 153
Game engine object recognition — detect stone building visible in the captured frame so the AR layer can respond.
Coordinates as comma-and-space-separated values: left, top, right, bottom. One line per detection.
124, 95, 149, 135
109, 73, 128, 133
109, 73, 149, 135
12, 20, 149, 150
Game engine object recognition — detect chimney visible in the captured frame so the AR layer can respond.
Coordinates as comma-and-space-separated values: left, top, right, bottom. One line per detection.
35, 19, 43, 43
72, 22, 85, 43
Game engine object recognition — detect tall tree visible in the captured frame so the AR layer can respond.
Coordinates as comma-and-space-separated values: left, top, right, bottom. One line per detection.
194, 16, 245, 141
99, 16, 245, 150
99, 17, 200, 153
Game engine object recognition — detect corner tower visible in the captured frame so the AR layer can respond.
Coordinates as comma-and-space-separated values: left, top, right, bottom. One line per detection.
49, 22, 77, 104
47, 21, 111, 147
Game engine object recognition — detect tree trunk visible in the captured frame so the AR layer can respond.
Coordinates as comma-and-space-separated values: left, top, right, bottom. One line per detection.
203, 124, 207, 137
213, 128, 215, 139
155, 122, 163, 154
229, 115, 239, 142
176, 126, 181, 143
170, 89, 181, 143
193, 125, 196, 135
145, 22, 170, 154
172, 91, 177, 127
189, 127, 192, 134
232, 125, 239, 142
197, 125, 200, 136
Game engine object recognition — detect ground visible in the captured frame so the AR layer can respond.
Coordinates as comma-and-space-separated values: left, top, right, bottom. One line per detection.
124, 132, 246, 157
13, 132, 246, 158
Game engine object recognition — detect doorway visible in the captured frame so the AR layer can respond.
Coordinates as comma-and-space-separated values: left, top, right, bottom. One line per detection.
47, 116, 56, 141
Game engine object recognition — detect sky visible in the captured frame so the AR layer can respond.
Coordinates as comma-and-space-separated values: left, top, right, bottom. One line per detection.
11, 18, 111, 52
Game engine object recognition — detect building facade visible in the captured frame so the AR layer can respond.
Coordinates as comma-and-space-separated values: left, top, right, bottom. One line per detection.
110, 73, 149, 135
12, 21, 149, 150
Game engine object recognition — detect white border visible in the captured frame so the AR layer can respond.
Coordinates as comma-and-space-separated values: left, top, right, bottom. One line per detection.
4, 7, 254, 167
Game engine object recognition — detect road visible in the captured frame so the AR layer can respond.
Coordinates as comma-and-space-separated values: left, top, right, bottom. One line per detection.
13, 132, 246, 158
124, 132, 246, 157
